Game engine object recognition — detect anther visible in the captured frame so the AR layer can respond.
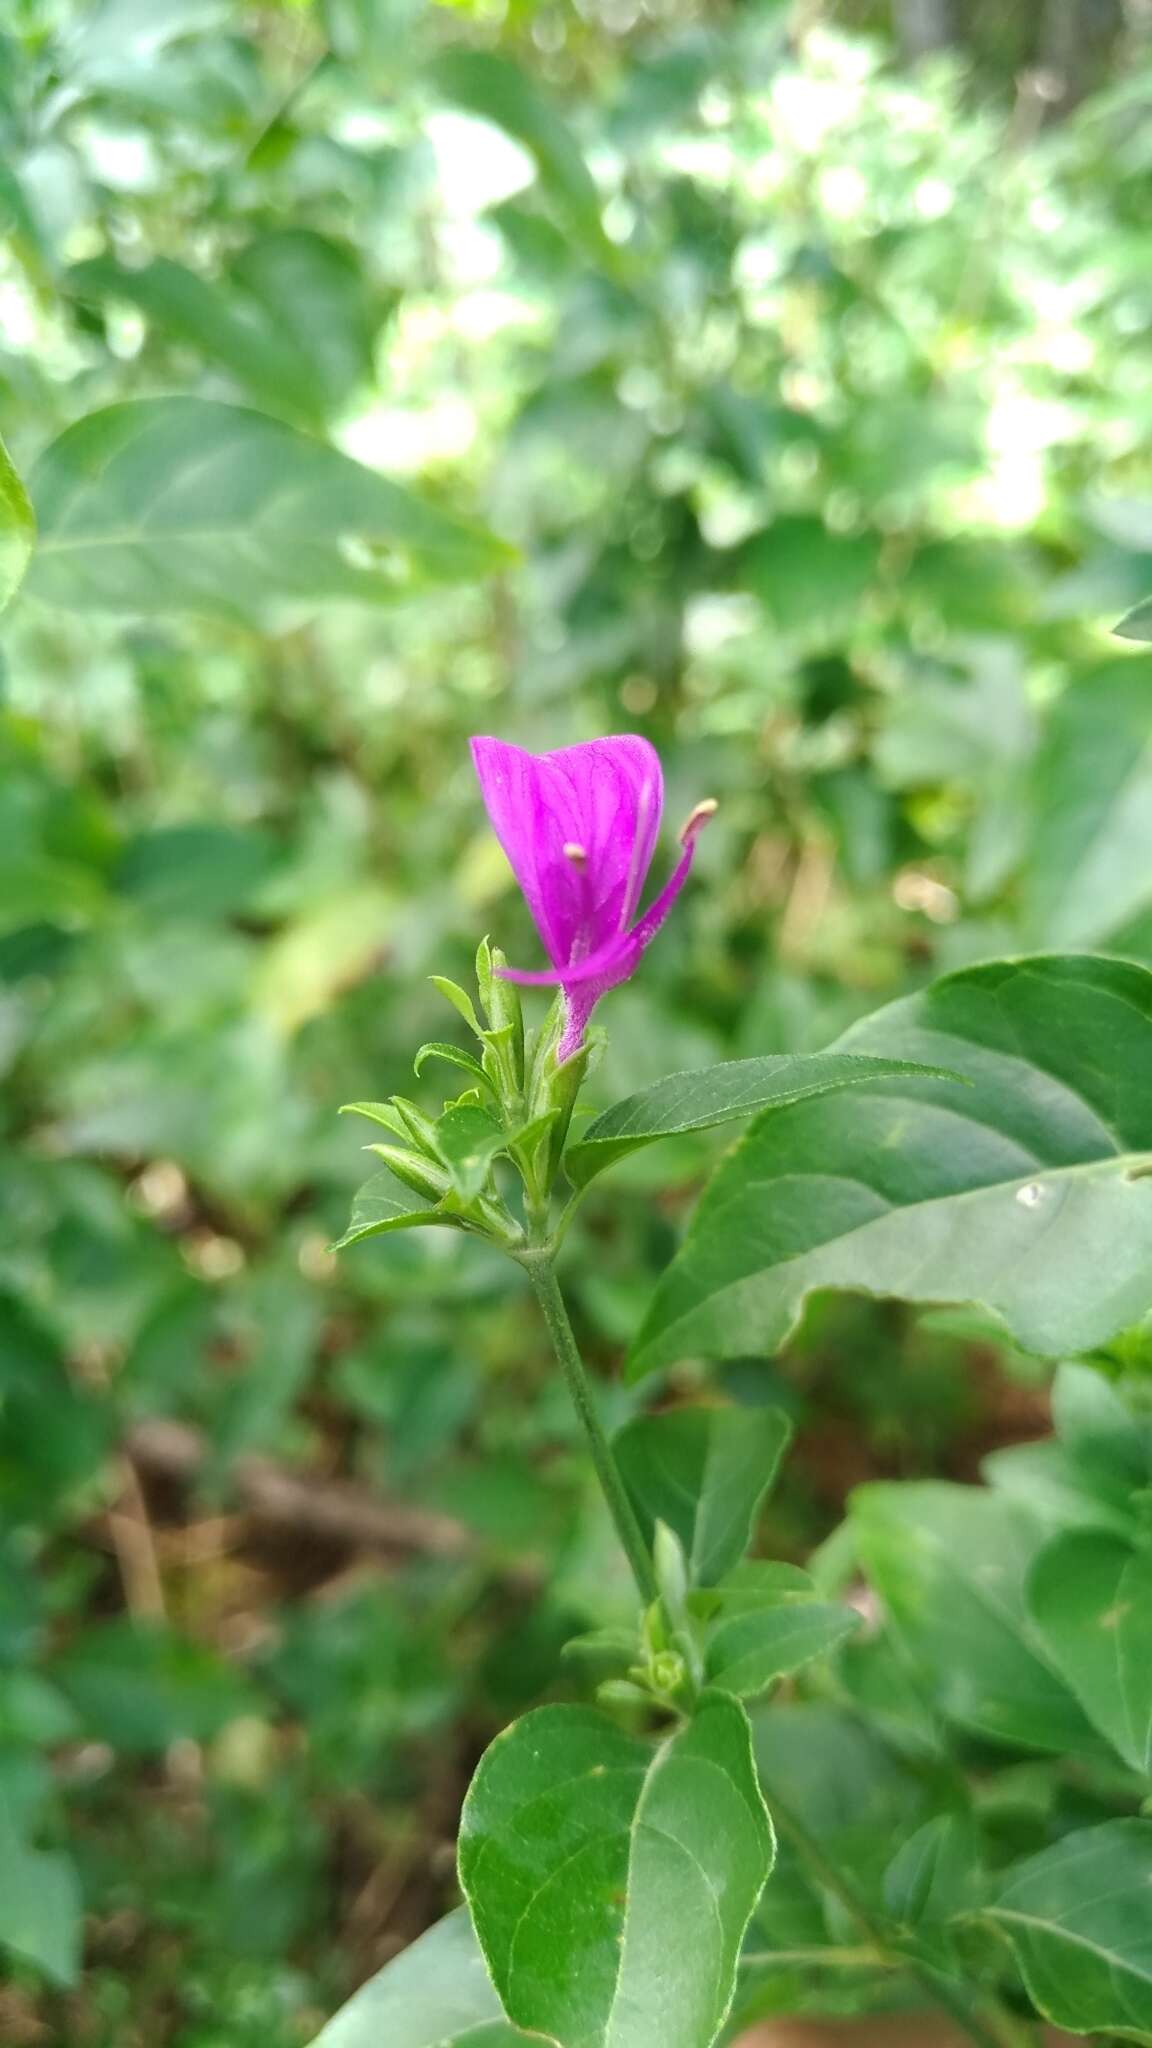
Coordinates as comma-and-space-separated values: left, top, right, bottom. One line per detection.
562, 842, 588, 867
679, 798, 718, 845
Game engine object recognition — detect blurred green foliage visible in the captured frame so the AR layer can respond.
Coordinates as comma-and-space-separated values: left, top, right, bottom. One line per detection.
3, 0, 1152, 2040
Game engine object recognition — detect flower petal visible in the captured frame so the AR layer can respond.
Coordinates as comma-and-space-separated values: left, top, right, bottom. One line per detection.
470, 735, 663, 969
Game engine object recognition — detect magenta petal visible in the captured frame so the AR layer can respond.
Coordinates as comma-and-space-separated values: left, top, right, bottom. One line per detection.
470, 736, 663, 970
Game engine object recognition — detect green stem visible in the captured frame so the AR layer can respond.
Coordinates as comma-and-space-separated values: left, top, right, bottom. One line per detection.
523, 1254, 659, 1609
758, 1778, 1027, 2048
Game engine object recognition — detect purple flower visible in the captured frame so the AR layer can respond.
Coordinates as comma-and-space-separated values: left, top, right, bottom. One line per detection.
470, 735, 715, 1060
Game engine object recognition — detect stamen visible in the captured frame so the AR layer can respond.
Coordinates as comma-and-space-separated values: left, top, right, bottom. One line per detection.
562, 842, 588, 867
679, 798, 718, 846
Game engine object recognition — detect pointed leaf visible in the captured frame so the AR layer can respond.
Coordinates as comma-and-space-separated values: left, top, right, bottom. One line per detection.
613, 1405, 791, 1585
988, 1820, 1152, 2038
704, 1601, 860, 1699
434, 51, 610, 263
459, 1693, 773, 2048
307, 1907, 534, 2047
331, 1169, 450, 1251
0, 428, 34, 616
631, 955, 1152, 1379
27, 399, 510, 624
413, 1042, 493, 1091
853, 1482, 1098, 1754
1028, 1532, 1152, 1776
566, 1053, 954, 1190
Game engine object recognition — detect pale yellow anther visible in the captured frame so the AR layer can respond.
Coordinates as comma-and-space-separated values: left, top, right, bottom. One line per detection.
562, 841, 588, 867
679, 797, 718, 845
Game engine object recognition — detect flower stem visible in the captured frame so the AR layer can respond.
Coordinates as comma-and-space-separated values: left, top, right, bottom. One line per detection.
757, 1776, 1029, 2048
523, 1254, 659, 1609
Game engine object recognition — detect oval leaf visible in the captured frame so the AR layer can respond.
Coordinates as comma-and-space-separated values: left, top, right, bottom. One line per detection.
704, 1602, 860, 1700
631, 955, 1152, 1378
331, 1168, 448, 1251
566, 1053, 953, 1190
853, 1482, 1098, 1754
27, 398, 510, 623
1028, 1531, 1152, 1776
989, 1820, 1152, 2038
459, 1692, 773, 2048
613, 1405, 791, 1586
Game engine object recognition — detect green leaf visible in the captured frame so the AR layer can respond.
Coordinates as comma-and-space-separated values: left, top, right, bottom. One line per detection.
631, 955, 1152, 1379
613, 1405, 791, 1585
1052, 1360, 1152, 1489
430, 975, 484, 1035
1027, 1532, 1152, 1776
434, 51, 610, 263
26, 399, 510, 623
413, 1042, 493, 1091
1023, 660, 1152, 945
306, 1907, 531, 2047
459, 1693, 773, 2048
988, 1820, 1152, 2038
0, 1826, 81, 1987
331, 1169, 449, 1251
70, 231, 386, 429
53, 1619, 257, 1753
0, 428, 35, 616
433, 1104, 506, 1202
1114, 596, 1152, 641
704, 1602, 860, 1700
883, 1814, 980, 1932
853, 1482, 1098, 1754
565, 1053, 954, 1190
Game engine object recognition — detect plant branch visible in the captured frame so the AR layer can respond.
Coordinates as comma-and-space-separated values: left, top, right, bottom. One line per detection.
757, 1776, 1030, 2048
522, 1253, 659, 1608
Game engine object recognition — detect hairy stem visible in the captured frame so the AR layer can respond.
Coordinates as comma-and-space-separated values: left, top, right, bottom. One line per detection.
523, 1254, 658, 1608
758, 1777, 1030, 2048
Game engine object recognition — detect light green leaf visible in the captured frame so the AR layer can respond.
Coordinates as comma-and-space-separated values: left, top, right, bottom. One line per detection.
1052, 1361, 1152, 1490
565, 1054, 953, 1190
459, 1693, 773, 2048
433, 1104, 505, 1201
413, 1043, 493, 1091
1023, 661, 1152, 945
434, 51, 610, 263
631, 955, 1152, 1379
988, 1820, 1152, 2038
0, 1829, 81, 1988
307, 1907, 533, 2047
330, 1169, 448, 1251
27, 398, 510, 623
704, 1602, 859, 1700
1028, 1532, 1152, 1776
852, 1482, 1098, 1754
614, 1406, 790, 1586
1114, 596, 1152, 641
0, 428, 35, 616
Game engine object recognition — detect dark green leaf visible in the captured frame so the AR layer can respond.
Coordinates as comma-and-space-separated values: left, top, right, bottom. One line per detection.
613, 1405, 791, 1585
1052, 1361, 1152, 1489
989, 1820, 1152, 2037
631, 956, 1152, 1378
565, 1054, 954, 1190
459, 1693, 772, 2048
53, 1619, 257, 1754
1028, 1532, 1152, 1775
27, 399, 510, 623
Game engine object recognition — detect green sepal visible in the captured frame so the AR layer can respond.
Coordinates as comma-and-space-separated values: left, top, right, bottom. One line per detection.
363, 1143, 449, 1204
